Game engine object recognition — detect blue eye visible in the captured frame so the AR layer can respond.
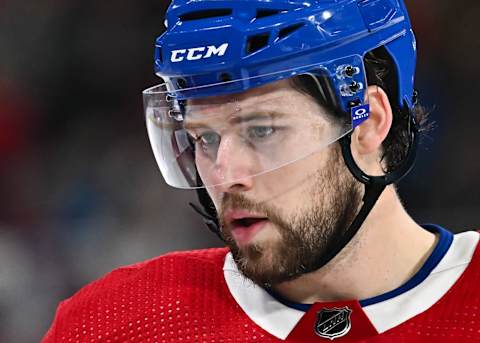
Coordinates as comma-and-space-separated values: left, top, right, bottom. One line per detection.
248, 126, 275, 139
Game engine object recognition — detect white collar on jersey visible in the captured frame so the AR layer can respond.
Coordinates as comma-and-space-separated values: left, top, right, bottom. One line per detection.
223, 230, 479, 340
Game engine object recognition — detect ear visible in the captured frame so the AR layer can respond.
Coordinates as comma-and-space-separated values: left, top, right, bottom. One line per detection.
352, 86, 393, 156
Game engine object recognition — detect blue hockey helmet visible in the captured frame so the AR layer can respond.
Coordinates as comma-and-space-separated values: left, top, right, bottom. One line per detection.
143, 0, 417, 189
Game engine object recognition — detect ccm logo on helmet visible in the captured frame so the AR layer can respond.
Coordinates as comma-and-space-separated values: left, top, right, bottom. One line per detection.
170, 43, 229, 63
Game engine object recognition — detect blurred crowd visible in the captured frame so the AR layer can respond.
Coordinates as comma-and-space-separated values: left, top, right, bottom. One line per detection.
0, 1, 479, 342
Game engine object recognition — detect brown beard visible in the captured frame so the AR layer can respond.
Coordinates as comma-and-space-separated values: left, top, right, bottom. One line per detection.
219, 146, 363, 286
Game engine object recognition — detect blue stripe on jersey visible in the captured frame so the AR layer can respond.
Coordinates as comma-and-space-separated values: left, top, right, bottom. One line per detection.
266, 224, 454, 312
360, 224, 453, 306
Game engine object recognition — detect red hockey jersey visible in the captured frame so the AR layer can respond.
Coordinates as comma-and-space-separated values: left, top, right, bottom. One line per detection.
43, 226, 480, 342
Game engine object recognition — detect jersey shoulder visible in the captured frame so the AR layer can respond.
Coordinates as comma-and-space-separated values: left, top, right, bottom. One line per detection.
42, 247, 231, 342
65, 246, 230, 304
378, 230, 480, 341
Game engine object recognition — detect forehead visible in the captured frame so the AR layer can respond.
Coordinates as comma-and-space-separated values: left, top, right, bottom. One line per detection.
186, 78, 328, 120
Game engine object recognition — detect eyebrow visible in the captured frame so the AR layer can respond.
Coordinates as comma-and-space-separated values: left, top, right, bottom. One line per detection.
183, 110, 287, 130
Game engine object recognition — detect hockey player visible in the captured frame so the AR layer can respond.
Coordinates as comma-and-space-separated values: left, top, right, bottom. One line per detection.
43, 0, 480, 342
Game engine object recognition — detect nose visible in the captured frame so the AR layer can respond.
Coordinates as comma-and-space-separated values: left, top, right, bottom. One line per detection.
209, 134, 256, 193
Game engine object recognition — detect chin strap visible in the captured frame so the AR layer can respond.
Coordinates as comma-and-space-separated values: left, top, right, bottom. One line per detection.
311, 105, 419, 268
190, 103, 419, 271
308, 181, 386, 271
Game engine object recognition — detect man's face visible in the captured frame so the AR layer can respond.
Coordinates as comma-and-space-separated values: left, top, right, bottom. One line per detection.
188, 79, 362, 286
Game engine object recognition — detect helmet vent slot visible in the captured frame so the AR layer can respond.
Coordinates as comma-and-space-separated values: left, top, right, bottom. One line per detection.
256, 9, 285, 19
219, 73, 232, 82
176, 78, 187, 89
179, 9, 233, 21
246, 33, 270, 54
278, 23, 304, 39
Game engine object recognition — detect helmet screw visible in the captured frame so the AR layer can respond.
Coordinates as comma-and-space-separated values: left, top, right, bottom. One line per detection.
349, 81, 360, 93
345, 65, 356, 77
412, 89, 419, 105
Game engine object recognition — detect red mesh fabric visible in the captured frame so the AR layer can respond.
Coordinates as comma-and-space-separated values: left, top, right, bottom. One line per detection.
42, 248, 279, 342
374, 237, 480, 342
43, 242, 480, 342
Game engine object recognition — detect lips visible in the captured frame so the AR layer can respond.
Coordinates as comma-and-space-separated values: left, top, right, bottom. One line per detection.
224, 210, 269, 246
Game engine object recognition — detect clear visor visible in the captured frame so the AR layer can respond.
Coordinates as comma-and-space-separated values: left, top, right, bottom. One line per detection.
143, 65, 366, 189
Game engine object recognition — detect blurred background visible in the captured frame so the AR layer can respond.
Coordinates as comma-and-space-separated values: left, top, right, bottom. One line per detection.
0, 0, 479, 341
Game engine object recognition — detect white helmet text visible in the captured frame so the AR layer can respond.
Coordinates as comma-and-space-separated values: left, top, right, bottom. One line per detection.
170, 43, 229, 63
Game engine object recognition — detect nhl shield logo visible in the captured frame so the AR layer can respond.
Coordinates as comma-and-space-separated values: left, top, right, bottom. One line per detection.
314, 307, 352, 340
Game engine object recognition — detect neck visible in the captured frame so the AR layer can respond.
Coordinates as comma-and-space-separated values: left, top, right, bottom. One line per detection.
272, 186, 437, 304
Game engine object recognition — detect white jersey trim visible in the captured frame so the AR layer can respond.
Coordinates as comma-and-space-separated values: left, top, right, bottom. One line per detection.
223, 254, 303, 340
363, 230, 479, 333
223, 231, 479, 339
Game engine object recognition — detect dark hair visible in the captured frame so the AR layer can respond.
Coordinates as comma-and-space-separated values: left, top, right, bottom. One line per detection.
364, 46, 430, 172
292, 46, 430, 174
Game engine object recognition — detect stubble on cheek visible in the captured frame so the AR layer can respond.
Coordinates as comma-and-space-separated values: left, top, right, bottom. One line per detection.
230, 227, 290, 285
217, 146, 362, 286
